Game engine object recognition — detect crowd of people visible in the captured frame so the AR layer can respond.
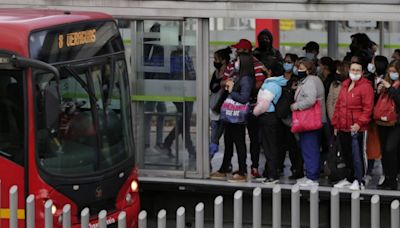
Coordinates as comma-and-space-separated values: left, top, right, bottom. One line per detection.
209, 30, 400, 191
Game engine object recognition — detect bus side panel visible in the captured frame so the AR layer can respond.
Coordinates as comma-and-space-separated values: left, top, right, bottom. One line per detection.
0, 157, 25, 228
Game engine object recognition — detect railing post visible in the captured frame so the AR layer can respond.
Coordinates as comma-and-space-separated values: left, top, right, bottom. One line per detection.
273, 185, 281, 228
391, 200, 399, 228
9, 186, 18, 228
138, 211, 147, 228
26, 195, 35, 228
253, 187, 262, 228
371, 195, 380, 228
310, 186, 318, 228
62, 204, 71, 228
214, 196, 223, 228
291, 185, 300, 228
195, 203, 204, 228
98, 210, 107, 228
118, 211, 126, 228
330, 188, 339, 228
234, 190, 243, 228
80, 208, 89, 228
44, 200, 53, 228
176, 207, 185, 228
157, 209, 167, 228
351, 192, 360, 228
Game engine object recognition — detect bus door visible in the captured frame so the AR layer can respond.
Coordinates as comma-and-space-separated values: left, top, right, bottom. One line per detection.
0, 66, 26, 226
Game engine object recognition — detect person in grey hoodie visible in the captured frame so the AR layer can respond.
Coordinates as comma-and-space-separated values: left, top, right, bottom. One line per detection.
290, 59, 326, 187
253, 62, 287, 183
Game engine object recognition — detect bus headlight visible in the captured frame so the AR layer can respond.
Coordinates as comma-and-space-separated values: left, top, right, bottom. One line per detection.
52, 205, 57, 215
130, 180, 138, 192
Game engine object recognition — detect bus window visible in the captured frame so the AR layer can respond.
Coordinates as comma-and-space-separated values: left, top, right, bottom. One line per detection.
0, 71, 24, 166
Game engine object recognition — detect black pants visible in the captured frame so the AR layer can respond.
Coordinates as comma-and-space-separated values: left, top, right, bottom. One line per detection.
164, 102, 195, 154
259, 112, 280, 179
377, 125, 400, 184
219, 123, 247, 175
338, 131, 364, 182
278, 124, 304, 175
247, 113, 260, 169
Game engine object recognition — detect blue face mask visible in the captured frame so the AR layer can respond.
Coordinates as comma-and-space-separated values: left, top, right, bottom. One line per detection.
283, 63, 294, 72
390, 72, 399, 81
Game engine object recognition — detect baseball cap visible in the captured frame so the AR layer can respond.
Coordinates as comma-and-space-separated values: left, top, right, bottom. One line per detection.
231, 39, 253, 51
303, 41, 320, 51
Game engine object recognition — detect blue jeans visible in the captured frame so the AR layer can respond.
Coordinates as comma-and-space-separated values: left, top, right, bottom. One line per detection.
210, 120, 224, 145
299, 129, 322, 181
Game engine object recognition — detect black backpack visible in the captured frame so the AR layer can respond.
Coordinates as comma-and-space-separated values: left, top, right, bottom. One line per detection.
272, 86, 293, 119
324, 136, 350, 182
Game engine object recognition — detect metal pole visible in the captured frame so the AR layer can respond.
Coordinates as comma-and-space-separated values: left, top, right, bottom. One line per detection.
291, 185, 300, 228
81, 208, 89, 228
44, 200, 53, 228
62, 204, 71, 228
118, 211, 126, 228
273, 185, 281, 228
391, 200, 399, 228
9, 186, 18, 228
26, 195, 35, 228
310, 186, 318, 228
371, 195, 380, 228
327, 21, 339, 59
176, 207, 185, 228
330, 188, 340, 228
195, 203, 204, 228
139, 211, 147, 228
214, 196, 223, 228
158, 209, 167, 228
351, 192, 360, 228
234, 190, 243, 228
98, 210, 107, 228
253, 187, 262, 228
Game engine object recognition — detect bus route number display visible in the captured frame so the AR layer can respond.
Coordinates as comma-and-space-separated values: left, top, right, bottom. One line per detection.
58, 29, 96, 49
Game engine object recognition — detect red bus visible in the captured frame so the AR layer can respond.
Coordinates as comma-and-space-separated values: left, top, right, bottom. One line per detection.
0, 9, 139, 227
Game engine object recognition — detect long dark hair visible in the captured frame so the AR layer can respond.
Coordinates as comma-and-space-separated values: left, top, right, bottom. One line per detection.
215, 47, 232, 63
238, 53, 254, 78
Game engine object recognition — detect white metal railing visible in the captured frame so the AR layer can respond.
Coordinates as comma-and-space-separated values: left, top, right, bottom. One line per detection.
2, 183, 400, 227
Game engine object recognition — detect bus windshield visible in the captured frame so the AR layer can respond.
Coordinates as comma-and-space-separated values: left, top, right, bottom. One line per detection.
34, 56, 134, 176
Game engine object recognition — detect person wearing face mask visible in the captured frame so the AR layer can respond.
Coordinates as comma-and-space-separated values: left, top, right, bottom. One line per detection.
290, 59, 327, 187
331, 61, 374, 191
221, 39, 267, 179
375, 60, 400, 190
327, 61, 349, 121
253, 29, 283, 68
209, 47, 232, 159
303, 41, 320, 66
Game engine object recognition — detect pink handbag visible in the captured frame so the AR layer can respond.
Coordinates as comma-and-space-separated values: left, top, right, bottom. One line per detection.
291, 100, 322, 133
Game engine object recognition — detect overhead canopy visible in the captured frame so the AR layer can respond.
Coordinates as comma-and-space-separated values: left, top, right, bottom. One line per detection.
1, 0, 400, 21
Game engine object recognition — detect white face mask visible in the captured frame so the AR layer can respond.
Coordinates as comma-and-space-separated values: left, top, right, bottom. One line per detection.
234, 60, 240, 72
349, 72, 362, 81
367, 63, 376, 74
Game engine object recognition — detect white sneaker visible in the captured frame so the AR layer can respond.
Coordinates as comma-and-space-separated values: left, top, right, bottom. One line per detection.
296, 177, 308, 184
333, 179, 352, 188
298, 178, 319, 187
349, 180, 361, 191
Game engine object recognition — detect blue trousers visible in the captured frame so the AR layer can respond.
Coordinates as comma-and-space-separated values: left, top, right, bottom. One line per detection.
299, 129, 322, 181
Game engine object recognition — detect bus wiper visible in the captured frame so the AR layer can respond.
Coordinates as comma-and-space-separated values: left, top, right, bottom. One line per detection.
61, 66, 98, 104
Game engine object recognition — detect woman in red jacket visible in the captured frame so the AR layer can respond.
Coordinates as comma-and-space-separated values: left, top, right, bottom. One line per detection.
331, 60, 374, 191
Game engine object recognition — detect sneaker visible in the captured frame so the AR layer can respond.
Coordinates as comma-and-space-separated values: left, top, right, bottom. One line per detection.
251, 168, 262, 179
228, 174, 246, 183
333, 179, 352, 188
296, 177, 308, 184
210, 172, 227, 180
298, 178, 319, 187
263, 178, 279, 185
349, 180, 361, 191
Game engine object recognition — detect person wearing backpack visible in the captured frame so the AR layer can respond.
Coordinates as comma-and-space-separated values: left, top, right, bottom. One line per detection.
253, 62, 287, 184
375, 60, 400, 190
277, 53, 304, 179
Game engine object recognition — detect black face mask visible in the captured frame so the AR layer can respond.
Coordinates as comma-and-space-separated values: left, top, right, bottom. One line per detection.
297, 71, 307, 78
214, 62, 223, 69
334, 73, 344, 82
